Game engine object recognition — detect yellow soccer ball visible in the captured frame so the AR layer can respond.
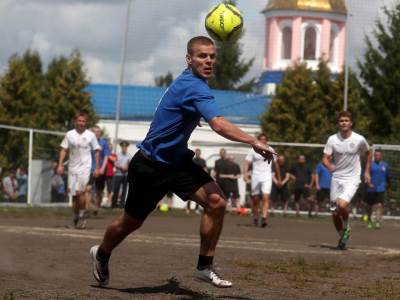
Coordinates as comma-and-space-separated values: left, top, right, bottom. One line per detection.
159, 203, 169, 213
205, 3, 243, 42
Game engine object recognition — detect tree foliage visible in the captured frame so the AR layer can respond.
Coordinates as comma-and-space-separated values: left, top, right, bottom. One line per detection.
358, 4, 400, 143
154, 71, 174, 87
0, 49, 96, 169
260, 60, 366, 162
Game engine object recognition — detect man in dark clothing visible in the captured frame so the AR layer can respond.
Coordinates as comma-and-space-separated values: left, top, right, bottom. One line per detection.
214, 148, 230, 197
187, 148, 207, 213
271, 155, 291, 216
219, 154, 241, 209
289, 155, 312, 217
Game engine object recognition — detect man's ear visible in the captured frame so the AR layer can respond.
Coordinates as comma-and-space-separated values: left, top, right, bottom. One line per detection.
186, 53, 192, 66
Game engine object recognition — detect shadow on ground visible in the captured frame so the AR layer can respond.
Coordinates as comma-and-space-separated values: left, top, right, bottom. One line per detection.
93, 277, 254, 300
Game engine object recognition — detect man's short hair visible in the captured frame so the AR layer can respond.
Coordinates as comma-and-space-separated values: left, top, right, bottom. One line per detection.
337, 111, 352, 122
119, 141, 129, 147
257, 133, 267, 140
75, 112, 88, 120
187, 36, 215, 55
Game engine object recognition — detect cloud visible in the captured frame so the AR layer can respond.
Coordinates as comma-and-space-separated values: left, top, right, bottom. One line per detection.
0, 0, 396, 86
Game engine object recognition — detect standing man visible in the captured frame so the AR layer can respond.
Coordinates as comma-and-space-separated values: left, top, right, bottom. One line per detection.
187, 148, 207, 214
271, 155, 290, 216
289, 155, 312, 217
90, 36, 275, 288
2, 169, 18, 201
313, 162, 332, 216
364, 150, 390, 229
243, 133, 279, 227
323, 111, 371, 250
111, 141, 131, 208
91, 126, 111, 214
58, 113, 100, 229
213, 148, 229, 196
219, 154, 241, 210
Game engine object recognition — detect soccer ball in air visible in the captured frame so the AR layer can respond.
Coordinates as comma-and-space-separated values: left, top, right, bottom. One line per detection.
205, 3, 243, 42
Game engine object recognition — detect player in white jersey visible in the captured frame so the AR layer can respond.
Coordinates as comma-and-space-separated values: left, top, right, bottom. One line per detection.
322, 111, 371, 250
57, 113, 101, 229
243, 133, 280, 227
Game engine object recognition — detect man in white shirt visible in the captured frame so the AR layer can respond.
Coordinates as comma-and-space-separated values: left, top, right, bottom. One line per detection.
243, 133, 280, 227
322, 111, 371, 250
57, 112, 101, 229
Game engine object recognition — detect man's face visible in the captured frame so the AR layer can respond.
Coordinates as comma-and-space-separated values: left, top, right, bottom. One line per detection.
338, 117, 352, 132
374, 151, 382, 162
278, 155, 285, 165
186, 43, 216, 80
75, 116, 87, 132
258, 135, 268, 145
195, 149, 201, 157
298, 155, 306, 165
219, 149, 226, 159
121, 145, 128, 154
93, 127, 101, 139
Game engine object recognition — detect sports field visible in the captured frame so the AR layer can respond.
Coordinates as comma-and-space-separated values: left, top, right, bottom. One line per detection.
1, 207, 399, 300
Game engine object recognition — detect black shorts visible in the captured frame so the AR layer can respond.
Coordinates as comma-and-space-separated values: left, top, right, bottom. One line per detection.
271, 185, 288, 203
317, 188, 330, 203
294, 187, 310, 202
95, 175, 106, 192
364, 192, 385, 206
106, 176, 114, 193
221, 181, 239, 199
125, 151, 213, 220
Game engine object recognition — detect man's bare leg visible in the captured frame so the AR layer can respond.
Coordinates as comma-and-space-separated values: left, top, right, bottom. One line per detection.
251, 196, 260, 226
260, 193, 270, 227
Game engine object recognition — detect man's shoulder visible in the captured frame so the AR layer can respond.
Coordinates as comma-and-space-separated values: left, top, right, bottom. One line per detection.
177, 69, 210, 92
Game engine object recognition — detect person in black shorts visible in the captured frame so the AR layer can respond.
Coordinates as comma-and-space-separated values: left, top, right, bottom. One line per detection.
289, 155, 312, 217
219, 154, 241, 210
186, 148, 207, 213
271, 155, 290, 216
89, 36, 276, 289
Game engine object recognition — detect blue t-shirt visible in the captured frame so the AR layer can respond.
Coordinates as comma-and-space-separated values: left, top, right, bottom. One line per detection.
368, 160, 390, 192
92, 138, 110, 171
315, 162, 332, 189
138, 68, 221, 165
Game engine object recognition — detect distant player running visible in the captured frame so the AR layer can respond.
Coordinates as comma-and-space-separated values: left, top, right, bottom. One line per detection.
322, 111, 371, 250
58, 113, 100, 229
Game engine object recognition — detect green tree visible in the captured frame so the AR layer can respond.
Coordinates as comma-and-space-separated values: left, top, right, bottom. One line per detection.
260, 60, 366, 163
358, 4, 400, 143
154, 71, 174, 87
208, 0, 255, 92
0, 50, 46, 168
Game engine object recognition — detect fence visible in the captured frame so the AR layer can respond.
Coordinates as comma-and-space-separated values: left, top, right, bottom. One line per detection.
1, 124, 399, 217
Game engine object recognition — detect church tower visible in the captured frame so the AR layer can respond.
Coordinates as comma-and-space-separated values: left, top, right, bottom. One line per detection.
259, 0, 347, 94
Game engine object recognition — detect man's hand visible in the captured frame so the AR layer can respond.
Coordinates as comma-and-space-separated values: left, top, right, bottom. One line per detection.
251, 140, 277, 163
57, 164, 64, 176
364, 172, 371, 185
243, 174, 251, 183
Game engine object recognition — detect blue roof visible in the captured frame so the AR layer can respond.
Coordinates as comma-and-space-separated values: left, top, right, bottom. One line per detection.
256, 70, 284, 87
87, 84, 270, 125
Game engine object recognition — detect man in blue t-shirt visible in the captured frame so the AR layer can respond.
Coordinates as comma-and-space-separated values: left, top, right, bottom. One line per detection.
313, 162, 332, 216
364, 150, 390, 229
90, 36, 276, 289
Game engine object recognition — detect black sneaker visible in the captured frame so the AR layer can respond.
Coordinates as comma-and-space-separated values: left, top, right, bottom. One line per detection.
261, 218, 268, 228
90, 245, 109, 286
337, 228, 351, 250
253, 218, 258, 226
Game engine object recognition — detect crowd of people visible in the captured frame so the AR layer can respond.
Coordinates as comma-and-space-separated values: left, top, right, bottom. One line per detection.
0, 167, 27, 202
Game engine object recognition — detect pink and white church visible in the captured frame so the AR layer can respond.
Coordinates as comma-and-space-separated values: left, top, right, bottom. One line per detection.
259, 0, 348, 94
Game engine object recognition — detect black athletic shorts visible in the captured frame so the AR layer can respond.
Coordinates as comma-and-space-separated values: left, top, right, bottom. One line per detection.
364, 192, 385, 206
271, 185, 288, 203
317, 188, 330, 203
95, 175, 106, 192
294, 187, 310, 202
222, 181, 240, 199
125, 150, 213, 220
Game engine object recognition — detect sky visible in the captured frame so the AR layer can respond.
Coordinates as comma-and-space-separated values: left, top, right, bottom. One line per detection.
0, 0, 397, 86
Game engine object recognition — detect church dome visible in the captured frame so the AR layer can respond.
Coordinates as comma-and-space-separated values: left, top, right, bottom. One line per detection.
262, 0, 347, 15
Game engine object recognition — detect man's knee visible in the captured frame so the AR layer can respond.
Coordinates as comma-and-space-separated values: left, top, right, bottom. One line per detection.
119, 213, 144, 232
205, 193, 226, 212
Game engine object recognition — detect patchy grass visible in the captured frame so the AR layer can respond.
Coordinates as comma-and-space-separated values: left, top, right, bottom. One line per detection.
382, 254, 400, 262
341, 277, 400, 299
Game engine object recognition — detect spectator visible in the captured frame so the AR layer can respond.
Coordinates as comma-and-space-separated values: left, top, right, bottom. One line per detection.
51, 161, 66, 202
271, 155, 290, 216
112, 141, 131, 208
289, 155, 312, 217
313, 162, 332, 216
187, 148, 207, 214
2, 168, 18, 201
213, 148, 232, 202
219, 154, 241, 210
105, 142, 117, 207
91, 126, 111, 213
364, 150, 390, 229
16, 167, 28, 202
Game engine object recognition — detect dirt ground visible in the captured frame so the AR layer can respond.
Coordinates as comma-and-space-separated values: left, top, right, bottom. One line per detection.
1, 209, 400, 300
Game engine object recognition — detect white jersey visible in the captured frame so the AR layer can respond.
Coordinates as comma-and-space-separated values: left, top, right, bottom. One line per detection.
323, 131, 369, 180
245, 147, 275, 181
60, 129, 100, 174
